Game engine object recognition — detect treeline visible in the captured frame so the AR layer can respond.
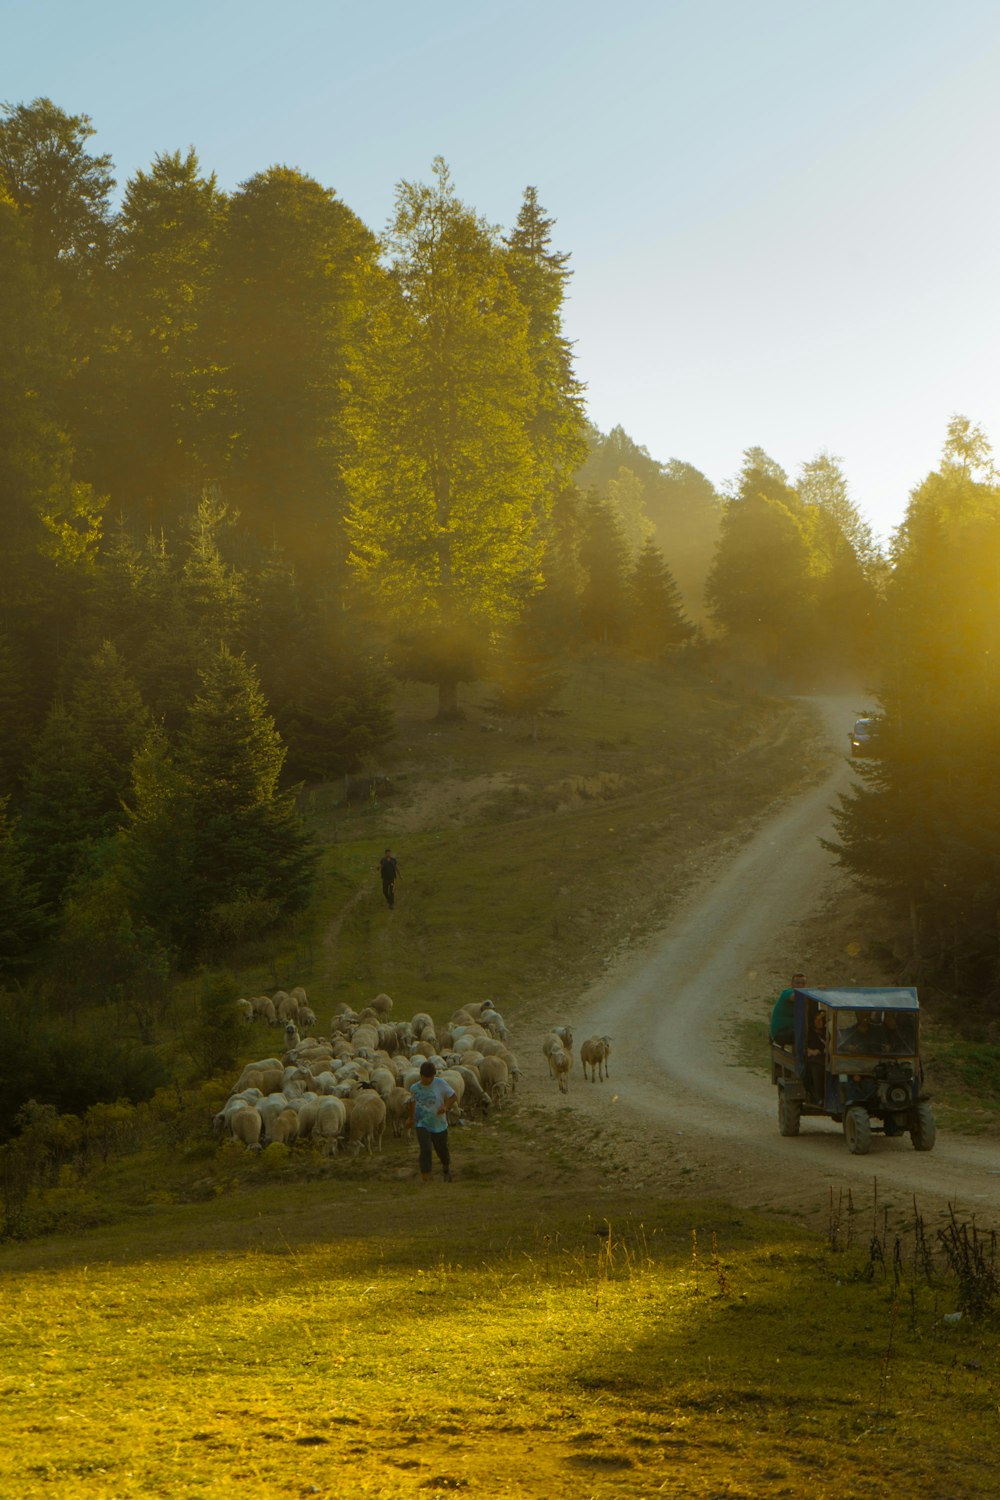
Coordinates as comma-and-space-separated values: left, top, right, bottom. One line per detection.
0, 98, 898, 1014
1, 100, 715, 1006
829, 418, 1000, 1008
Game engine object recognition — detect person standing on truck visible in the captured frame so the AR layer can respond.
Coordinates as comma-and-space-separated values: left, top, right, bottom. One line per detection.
769, 971, 806, 1046
805, 1006, 827, 1101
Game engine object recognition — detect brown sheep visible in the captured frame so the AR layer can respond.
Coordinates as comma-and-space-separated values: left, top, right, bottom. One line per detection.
580, 1036, 612, 1082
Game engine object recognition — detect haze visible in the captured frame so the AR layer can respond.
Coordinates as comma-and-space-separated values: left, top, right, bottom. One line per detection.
7, 0, 1000, 540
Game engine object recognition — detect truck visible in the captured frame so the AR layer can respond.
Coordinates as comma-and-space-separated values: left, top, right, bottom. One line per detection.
771, 986, 935, 1154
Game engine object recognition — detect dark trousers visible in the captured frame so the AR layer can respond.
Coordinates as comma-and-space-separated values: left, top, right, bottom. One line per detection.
416, 1126, 450, 1175
382, 879, 395, 908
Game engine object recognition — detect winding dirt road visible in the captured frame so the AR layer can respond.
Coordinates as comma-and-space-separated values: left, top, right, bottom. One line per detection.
552, 697, 1000, 1225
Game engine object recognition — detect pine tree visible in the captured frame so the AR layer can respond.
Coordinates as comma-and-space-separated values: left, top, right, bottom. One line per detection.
628, 540, 695, 658
607, 466, 654, 560
0, 626, 31, 794
66, 641, 150, 834
705, 449, 813, 674
0, 796, 45, 976
122, 647, 316, 962
504, 186, 587, 492
180, 488, 246, 653
579, 495, 630, 645
19, 703, 99, 910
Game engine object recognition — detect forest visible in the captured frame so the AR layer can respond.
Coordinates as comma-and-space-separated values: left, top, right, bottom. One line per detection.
1, 96, 998, 1136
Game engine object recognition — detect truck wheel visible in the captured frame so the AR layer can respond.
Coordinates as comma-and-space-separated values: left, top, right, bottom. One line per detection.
844, 1106, 872, 1155
778, 1090, 801, 1137
909, 1102, 937, 1152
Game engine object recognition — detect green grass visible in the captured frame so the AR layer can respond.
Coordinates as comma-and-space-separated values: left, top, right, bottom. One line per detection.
2, 1182, 998, 1499
299, 656, 828, 1020
4, 659, 1000, 1495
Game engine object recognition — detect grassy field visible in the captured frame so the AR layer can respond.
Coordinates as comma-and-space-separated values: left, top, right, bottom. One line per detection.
3, 656, 999, 1497
3, 1176, 998, 1500
297, 654, 829, 1018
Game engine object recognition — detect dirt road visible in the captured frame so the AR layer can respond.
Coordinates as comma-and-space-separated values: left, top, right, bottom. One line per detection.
543, 697, 1000, 1225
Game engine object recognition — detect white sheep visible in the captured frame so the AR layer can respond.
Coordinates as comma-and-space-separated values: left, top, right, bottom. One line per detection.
214, 1095, 257, 1136
314, 1096, 348, 1154
250, 995, 277, 1024
274, 990, 299, 1023
478, 1055, 510, 1105
230, 1105, 263, 1150
386, 1086, 413, 1138
440, 1068, 466, 1117
548, 1038, 569, 1098
348, 1090, 387, 1155
369, 1067, 396, 1102
257, 1093, 293, 1134
455, 1065, 491, 1114
267, 1106, 300, 1146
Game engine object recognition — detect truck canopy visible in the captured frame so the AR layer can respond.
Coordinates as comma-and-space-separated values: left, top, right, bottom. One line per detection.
796, 987, 919, 1012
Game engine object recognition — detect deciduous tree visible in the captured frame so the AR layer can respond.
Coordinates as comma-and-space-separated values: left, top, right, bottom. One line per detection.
344, 159, 544, 716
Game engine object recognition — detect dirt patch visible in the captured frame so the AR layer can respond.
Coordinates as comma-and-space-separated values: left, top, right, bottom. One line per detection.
385, 771, 513, 834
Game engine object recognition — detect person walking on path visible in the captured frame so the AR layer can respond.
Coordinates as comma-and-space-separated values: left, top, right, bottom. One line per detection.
379, 848, 399, 909
407, 1060, 456, 1182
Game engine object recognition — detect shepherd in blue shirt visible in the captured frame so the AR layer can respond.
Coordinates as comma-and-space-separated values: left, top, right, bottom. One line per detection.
407, 1060, 457, 1182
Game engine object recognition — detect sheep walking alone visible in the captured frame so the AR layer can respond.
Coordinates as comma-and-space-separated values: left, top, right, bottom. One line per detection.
580, 1035, 612, 1082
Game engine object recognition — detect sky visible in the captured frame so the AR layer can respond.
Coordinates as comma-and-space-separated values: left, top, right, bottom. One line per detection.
5, 0, 1000, 541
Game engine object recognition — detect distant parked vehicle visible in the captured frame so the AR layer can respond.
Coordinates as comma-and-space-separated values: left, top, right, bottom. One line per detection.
849, 716, 877, 756
771, 986, 935, 1154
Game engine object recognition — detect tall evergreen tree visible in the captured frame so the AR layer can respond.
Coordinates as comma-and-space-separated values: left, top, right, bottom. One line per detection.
798, 452, 880, 573
179, 488, 246, 652
65, 641, 150, 834
579, 495, 630, 645
705, 448, 813, 676
121, 647, 316, 962
607, 465, 654, 560
19, 703, 101, 911
828, 418, 1000, 997
504, 186, 587, 492
628, 539, 695, 658
0, 796, 45, 976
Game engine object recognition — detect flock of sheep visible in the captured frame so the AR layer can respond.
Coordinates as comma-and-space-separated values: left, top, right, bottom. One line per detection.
216, 988, 520, 1155
216, 986, 614, 1161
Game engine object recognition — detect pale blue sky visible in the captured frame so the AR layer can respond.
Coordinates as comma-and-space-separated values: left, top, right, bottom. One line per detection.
6, 0, 1000, 538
